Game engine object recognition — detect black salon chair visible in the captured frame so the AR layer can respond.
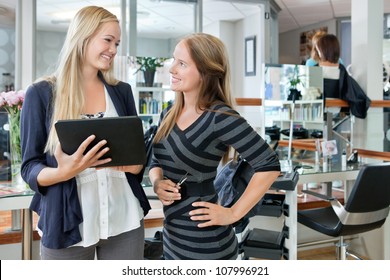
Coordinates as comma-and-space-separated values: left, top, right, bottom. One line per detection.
298, 162, 390, 260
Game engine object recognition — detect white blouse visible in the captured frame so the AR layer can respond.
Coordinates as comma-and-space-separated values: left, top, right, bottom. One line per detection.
72, 88, 144, 247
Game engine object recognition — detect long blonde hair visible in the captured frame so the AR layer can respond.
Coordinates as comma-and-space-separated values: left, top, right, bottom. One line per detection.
310, 30, 327, 62
154, 33, 236, 163
45, 6, 119, 154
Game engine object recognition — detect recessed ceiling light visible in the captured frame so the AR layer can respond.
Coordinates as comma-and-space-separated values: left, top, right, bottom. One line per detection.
51, 19, 71, 24
137, 10, 150, 18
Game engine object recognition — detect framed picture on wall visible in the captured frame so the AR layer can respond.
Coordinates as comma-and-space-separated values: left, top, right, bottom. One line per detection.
245, 36, 256, 76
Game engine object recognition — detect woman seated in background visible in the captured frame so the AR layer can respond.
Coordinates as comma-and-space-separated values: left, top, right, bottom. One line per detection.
315, 33, 341, 99
316, 34, 370, 119
306, 30, 343, 67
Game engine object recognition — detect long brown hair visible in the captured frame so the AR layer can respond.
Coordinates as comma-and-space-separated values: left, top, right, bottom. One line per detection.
154, 33, 235, 142
154, 33, 237, 163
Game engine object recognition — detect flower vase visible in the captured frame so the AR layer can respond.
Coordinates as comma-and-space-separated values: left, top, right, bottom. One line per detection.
8, 111, 24, 189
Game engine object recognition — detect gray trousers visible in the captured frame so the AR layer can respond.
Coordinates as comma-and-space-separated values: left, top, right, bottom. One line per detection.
40, 221, 144, 260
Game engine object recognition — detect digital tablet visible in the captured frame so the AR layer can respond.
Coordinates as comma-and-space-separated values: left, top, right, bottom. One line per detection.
55, 116, 146, 167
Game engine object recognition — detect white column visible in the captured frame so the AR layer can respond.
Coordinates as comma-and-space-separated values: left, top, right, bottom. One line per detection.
351, 0, 383, 151
128, 0, 137, 56
351, 0, 389, 260
119, 0, 127, 56
351, 0, 383, 99
351, 1, 384, 154
15, 0, 35, 90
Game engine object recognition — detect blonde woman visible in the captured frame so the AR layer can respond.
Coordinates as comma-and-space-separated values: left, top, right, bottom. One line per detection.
149, 33, 280, 259
20, 6, 150, 260
306, 30, 327, 66
306, 30, 343, 67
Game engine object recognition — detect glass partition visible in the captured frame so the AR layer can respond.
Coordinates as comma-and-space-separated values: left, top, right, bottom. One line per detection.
264, 64, 323, 101
0, 111, 10, 181
0, 5, 14, 181
0, 4, 15, 92
264, 64, 390, 166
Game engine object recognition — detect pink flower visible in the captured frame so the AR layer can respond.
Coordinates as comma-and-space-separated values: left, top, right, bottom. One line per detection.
0, 90, 26, 113
0, 89, 25, 169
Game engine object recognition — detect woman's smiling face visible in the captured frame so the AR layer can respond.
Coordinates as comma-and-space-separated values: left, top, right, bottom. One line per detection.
85, 21, 121, 72
169, 40, 202, 95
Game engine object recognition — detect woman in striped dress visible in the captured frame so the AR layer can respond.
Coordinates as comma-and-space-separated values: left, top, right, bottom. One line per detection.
148, 33, 280, 260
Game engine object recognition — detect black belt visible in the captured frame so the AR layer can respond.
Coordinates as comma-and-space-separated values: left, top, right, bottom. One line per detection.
179, 181, 216, 197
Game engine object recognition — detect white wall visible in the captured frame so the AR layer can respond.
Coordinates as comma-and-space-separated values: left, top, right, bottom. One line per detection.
203, 8, 264, 133
136, 37, 172, 58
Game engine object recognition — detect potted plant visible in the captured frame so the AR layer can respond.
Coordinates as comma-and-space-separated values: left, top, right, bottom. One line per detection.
287, 65, 305, 101
135, 56, 168, 87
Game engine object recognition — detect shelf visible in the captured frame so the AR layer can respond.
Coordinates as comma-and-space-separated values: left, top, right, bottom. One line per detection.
274, 120, 323, 124
134, 86, 175, 125
264, 98, 324, 133
264, 99, 323, 106
235, 98, 262, 106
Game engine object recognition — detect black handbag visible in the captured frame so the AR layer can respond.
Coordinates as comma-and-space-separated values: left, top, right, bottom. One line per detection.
144, 124, 158, 167
214, 157, 265, 219
144, 231, 163, 260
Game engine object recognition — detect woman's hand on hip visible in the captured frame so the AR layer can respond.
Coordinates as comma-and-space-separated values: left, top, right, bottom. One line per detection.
189, 201, 237, 227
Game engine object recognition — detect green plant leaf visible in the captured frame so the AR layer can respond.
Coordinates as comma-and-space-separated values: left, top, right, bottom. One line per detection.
135, 56, 168, 73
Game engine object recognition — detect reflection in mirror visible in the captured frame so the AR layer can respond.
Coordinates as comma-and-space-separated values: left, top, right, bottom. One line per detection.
264, 64, 324, 147
264, 64, 323, 101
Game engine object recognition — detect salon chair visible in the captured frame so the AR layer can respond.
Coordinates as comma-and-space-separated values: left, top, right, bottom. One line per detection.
298, 162, 390, 260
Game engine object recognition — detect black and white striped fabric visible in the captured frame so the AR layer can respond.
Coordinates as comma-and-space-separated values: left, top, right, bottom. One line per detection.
150, 102, 280, 260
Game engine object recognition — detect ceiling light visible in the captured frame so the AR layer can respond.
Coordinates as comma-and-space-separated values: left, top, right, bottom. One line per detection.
50, 10, 77, 20
150, 0, 197, 2
51, 19, 71, 24
51, 6, 125, 22
137, 10, 150, 18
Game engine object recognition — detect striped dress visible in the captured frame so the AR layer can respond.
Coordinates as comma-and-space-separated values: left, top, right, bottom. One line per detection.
150, 102, 280, 260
